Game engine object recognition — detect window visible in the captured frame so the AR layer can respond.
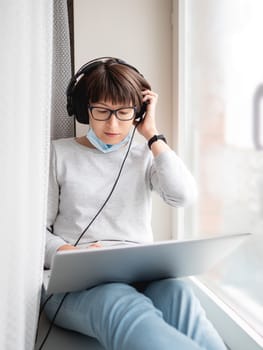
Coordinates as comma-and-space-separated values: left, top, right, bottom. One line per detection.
177, 1, 263, 348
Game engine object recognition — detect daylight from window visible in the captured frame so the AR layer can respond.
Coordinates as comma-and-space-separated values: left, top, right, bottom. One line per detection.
180, 0, 263, 344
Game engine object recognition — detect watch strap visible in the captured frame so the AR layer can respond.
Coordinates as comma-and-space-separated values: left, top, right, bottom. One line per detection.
148, 134, 167, 149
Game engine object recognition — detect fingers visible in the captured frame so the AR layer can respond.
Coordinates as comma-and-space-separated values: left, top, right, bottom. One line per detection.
141, 90, 158, 120
141, 90, 158, 116
88, 242, 103, 249
57, 244, 78, 251
142, 90, 158, 104
136, 90, 159, 140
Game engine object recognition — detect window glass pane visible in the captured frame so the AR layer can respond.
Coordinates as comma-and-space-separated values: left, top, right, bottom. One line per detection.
180, 0, 263, 340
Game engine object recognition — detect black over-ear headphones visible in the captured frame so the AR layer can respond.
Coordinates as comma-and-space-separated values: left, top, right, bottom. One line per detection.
66, 56, 148, 124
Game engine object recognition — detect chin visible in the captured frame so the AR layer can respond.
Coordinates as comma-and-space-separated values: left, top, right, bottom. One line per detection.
104, 139, 121, 145
102, 135, 123, 144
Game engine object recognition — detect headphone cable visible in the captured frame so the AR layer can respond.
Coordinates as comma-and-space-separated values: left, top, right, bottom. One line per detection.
36, 293, 69, 350
73, 124, 137, 246
36, 124, 138, 349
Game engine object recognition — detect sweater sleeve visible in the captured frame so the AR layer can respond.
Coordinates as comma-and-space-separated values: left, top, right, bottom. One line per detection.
45, 144, 67, 269
150, 150, 198, 207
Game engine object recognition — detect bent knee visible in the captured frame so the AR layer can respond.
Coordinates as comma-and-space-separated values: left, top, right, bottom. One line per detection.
90, 282, 155, 315
145, 278, 195, 301
89, 283, 160, 336
91, 282, 138, 303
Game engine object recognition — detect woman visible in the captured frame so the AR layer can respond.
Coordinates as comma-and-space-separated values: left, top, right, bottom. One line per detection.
43, 57, 226, 350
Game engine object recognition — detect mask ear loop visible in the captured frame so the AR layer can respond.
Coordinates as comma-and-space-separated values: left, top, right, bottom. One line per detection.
37, 124, 138, 350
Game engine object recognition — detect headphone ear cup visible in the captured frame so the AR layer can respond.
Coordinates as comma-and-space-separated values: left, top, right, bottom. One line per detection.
67, 77, 90, 124
66, 78, 76, 116
75, 102, 89, 124
66, 95, 74, 116
135, 102, 147, 123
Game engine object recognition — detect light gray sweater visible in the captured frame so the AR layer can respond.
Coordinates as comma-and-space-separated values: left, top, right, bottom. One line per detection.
45, 138, 197, 268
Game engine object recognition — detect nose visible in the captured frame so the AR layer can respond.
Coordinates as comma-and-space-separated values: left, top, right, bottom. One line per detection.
106, 113, 119, 127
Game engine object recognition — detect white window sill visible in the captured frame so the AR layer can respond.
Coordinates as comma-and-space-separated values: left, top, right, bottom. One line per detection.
188, 277, 263, 350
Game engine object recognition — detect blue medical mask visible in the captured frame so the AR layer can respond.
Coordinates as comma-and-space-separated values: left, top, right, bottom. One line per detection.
86, 127, 131, 153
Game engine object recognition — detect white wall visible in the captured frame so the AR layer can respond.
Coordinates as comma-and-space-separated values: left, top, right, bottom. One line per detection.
74, 0, 175, 240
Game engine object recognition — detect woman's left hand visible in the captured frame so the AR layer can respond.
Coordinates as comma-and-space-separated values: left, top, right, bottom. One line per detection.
136, 90, 159, 140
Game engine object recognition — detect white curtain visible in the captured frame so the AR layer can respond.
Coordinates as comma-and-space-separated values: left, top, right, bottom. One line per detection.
0, 1, 53, 349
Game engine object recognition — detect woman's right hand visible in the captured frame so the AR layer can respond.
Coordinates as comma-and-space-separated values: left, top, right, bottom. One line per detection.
57, 244, 78, 251
57, 242, 103, 251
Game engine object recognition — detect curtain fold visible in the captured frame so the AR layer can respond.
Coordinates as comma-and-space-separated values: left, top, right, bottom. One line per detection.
0, 1, 53, 349
51, 0, 74, 140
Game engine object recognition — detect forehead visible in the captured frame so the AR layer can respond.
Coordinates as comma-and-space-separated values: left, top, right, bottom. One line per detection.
92, 100, 133, 108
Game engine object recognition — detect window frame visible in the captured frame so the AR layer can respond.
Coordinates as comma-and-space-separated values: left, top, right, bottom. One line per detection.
173, 1, 263, 348
188, 277, 263, 350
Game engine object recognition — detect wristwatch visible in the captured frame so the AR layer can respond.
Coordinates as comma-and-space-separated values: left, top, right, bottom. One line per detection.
148, 134, 167, 149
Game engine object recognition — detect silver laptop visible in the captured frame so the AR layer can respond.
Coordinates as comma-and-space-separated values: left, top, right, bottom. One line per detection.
43, 232, 251, 295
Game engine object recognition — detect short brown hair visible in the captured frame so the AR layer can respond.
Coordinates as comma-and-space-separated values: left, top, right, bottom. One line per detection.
72, 58, 151, 124
84, 59, 151, 106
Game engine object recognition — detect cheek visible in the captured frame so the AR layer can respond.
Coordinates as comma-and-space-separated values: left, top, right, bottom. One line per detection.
89, 120, 101, 134
124, 122, 134, 133
89, 116, 95, 129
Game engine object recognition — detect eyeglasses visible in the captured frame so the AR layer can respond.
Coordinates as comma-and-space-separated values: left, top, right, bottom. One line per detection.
88, 105, 136, 121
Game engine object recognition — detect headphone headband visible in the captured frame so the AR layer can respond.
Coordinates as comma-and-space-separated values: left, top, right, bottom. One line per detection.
66, 57, 146, 124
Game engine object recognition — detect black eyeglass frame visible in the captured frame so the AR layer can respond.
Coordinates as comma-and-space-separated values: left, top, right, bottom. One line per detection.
88, 105, 137, 121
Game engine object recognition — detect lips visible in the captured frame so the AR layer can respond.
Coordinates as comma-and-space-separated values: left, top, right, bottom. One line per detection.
104, 132, 120, 137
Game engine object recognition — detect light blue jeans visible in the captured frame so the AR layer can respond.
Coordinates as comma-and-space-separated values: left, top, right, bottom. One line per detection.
43, 279, 226, 350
